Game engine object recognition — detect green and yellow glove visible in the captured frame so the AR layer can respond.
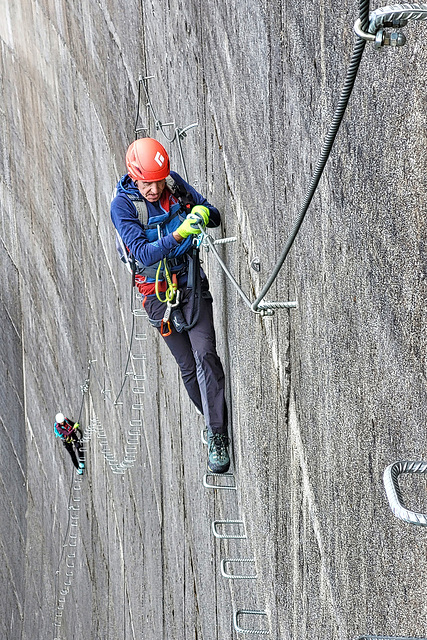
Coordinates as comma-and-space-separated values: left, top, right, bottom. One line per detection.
176, 206, 210, 239
191, 205, 210, 226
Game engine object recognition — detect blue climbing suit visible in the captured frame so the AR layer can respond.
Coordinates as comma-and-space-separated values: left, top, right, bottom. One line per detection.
110, 171, 228, 436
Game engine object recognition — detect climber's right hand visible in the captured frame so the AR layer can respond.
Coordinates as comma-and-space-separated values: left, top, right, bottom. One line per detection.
175, 212, 205, 239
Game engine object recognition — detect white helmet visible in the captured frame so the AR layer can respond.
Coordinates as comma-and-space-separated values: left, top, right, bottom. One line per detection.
55, 412, 65, 424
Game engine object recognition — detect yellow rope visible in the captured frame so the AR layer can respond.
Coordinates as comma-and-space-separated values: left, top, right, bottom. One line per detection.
155, 259, 177, 303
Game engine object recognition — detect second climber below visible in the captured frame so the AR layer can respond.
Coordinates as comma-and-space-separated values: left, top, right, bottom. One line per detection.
110, 137, 230, 473
54, 413, 85, 475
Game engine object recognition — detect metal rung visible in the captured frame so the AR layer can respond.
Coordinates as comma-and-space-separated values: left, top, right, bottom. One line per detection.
130, 420, 143, 427
203, 472, 236, 490
132, 308, 146, 317
132, 404, 144, 410
214, 236, 237, 245
221, 558, 257, 579
133, 375, 146, 381
135, 333, 147, 340
201, 428, 208, 445
131, 353, 146, 360
383, 460, 427, 526
132, 387, 145, 394
233, 610, 269, 635
212, 520, 247, 539
355, 637, 427, 640
257, 300, 298, 310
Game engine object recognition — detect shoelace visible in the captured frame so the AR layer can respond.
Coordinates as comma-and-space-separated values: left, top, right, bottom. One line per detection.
209, 434, 230, 458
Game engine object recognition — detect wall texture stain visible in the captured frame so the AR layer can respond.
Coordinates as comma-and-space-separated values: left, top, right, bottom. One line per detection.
1, 0, 426, 639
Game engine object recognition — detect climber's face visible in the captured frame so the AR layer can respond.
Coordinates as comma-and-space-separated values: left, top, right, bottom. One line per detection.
136, 179, 166, 203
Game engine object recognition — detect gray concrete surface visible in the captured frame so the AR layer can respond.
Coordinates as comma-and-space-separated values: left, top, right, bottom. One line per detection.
1, 0, 426, 638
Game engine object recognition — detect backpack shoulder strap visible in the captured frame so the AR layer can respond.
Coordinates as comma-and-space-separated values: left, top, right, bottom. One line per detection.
165, 175, 179, 194
165, 176, 195, 211
128, 194, 149, 228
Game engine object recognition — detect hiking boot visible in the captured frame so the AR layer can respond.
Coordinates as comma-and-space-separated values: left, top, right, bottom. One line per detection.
207, 433, 230, 474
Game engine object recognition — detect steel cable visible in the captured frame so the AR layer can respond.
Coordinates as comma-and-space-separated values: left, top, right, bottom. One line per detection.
252, 0, 370, 310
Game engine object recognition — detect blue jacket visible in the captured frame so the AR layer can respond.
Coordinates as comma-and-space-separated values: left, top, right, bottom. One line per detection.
110, 171, 220, 272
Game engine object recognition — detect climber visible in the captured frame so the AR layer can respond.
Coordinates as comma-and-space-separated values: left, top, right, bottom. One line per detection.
110, 137, 230, 473
54, 413, 85, 475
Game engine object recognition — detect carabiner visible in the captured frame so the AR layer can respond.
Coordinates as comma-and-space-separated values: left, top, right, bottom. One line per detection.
160, 319, 172, 337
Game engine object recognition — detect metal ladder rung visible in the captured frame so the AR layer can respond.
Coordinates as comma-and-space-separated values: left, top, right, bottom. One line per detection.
233, 610, 269, 635
212, 520, 247, 539
221, 558, 257, 579
203, 472, 236, 490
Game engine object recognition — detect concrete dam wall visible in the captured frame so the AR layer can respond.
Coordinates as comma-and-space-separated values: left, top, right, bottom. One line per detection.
1, 0, 426, 638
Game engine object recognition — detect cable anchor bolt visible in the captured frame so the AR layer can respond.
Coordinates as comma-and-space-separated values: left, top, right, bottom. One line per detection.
177, 122, 198, 139
374, 28, 407, 49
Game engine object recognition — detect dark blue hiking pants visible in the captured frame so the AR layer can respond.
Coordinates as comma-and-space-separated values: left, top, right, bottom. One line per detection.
63, 432, 83, 469
144, 282, 228, 436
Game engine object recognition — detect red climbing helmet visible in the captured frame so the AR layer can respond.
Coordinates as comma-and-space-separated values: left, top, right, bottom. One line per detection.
126, 138, 170, 182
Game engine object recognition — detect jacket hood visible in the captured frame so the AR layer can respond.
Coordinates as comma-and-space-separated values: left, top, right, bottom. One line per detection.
116, 174, 141, 198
